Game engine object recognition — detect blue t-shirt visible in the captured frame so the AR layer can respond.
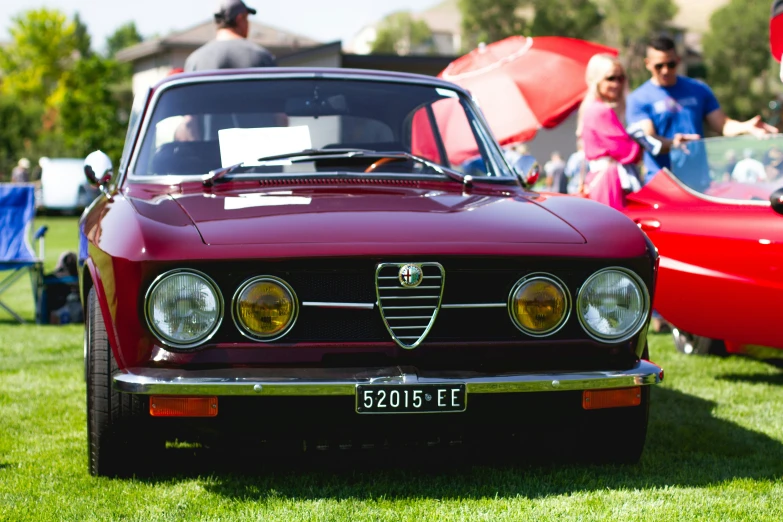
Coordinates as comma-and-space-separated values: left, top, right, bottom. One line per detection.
626, 76, 720, 178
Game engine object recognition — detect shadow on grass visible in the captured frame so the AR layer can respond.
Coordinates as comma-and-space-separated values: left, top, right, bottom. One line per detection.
131, 387, 783, 499
716, 372, 783, 386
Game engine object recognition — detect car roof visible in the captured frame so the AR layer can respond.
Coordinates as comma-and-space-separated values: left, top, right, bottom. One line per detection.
152, 67, 471, 98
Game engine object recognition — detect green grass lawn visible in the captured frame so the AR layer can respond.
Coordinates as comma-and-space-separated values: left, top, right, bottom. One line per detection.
2, 217, 783, 520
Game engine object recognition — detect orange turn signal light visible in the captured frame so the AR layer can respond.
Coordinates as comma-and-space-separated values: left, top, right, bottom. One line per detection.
582, 387, 641, 410
150, 396, 218, 417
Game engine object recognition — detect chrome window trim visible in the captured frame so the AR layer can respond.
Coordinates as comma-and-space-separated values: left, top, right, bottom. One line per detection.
576, 267, 651, 343
231, 275, 299, 342
507, 273, 572, 337
658, 168, 772, 207
144, 269, 224, 350
125, 71, 515, 182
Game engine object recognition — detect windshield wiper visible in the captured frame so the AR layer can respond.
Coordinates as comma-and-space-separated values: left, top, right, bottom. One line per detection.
260, 148, 472, 186
202, 148, 373, 186
372, 151, 471, 186
203, 148, 476, 187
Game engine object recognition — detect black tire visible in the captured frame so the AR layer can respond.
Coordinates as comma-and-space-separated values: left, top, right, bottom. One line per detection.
86, 287, 151, 477
583, 385, 650, 465
672, 327, 726, 356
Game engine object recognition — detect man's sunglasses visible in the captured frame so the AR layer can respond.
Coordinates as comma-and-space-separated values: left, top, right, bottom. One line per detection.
653, 60, 678, 71
605, 74, 626, 83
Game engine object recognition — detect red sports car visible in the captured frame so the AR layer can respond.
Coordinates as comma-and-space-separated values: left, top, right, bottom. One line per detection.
623, 135, 783, 362
80, 68, 662, 476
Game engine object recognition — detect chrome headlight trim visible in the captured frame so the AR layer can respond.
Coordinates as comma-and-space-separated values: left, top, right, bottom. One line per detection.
576, 267, 650, 343
507, 273, 571, 337
144, 269, 224, 350
231, 275, 299, 342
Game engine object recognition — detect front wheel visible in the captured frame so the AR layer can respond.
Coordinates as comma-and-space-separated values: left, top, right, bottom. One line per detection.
672, 328, 725, 356
86, 287, 151, 477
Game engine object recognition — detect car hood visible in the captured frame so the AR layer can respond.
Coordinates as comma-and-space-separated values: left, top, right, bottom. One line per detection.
172, 186, 585, 246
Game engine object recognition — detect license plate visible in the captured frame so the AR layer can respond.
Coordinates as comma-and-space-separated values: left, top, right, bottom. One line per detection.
356, 384, 466, 414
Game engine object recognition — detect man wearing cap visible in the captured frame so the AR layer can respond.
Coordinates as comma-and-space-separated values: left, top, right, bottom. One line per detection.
184, 0, 277, 72
10, 158, 31, 183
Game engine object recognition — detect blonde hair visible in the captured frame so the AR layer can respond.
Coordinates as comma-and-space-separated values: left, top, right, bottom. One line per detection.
576, 53, 628, 137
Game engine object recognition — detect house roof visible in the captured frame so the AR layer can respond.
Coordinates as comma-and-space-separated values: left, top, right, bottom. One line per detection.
116, 20, 321, 63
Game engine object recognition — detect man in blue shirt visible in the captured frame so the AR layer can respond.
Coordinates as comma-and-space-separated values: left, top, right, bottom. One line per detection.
627, 35, 776, 188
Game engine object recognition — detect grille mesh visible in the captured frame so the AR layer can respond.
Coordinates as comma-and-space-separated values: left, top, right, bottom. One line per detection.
376, 263, 444, 348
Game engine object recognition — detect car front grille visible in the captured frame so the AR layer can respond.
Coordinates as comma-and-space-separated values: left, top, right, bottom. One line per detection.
376, 263, 444, 348
191, 258, 649, 346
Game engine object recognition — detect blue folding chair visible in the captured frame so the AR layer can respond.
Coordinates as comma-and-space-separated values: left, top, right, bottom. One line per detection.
0, 184, 46, 323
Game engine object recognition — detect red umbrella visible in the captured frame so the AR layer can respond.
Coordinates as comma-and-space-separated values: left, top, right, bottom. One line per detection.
439, 36, 617, 146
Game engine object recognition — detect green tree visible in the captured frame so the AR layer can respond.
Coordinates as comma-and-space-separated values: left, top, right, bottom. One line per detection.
371, 12, 434, 55
0, 97, 42, 180
529, 0, 603, 40
106, 22, 143, 58
458, 0, 528, 49
73, 12, 92, 58
59, 55, 132, 161
599, 0, 678, 87
702, 0, 780, 121
0, 9, 78, 102
458, 0, 602, 50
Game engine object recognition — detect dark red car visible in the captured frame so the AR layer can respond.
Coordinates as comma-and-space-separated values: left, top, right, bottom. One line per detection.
80, 68, 662, 476
623, 135, 783, 362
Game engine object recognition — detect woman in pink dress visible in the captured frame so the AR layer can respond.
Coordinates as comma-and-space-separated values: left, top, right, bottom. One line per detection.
576, 54, 642, 210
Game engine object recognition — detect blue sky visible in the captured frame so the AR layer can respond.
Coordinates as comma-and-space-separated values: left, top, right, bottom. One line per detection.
1, 0, 442, 51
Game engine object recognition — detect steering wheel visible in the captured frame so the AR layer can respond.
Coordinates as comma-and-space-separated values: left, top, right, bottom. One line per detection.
364, 157, 405, 173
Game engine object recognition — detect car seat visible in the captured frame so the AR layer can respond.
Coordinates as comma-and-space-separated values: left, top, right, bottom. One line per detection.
151, 141, 222, 175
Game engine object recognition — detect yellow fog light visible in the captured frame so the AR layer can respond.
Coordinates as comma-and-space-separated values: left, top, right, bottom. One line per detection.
509, 275, 570, 336
233, 276, 298, 341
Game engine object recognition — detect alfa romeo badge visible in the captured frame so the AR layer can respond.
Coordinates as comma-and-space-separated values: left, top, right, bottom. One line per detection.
398, 264, 424, 288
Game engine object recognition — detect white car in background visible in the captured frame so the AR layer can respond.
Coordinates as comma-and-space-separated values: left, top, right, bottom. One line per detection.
39, 157, 99, 213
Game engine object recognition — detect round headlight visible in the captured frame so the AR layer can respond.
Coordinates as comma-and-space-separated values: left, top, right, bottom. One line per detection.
577, 268, 649, 342
508, 275, 570, 336
233, 276, 298, 341
146, 270, 223, 349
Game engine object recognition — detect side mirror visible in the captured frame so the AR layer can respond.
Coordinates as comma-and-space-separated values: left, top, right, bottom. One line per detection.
771, 188, 783, 215
514, 155, 541, 187
84, 150, 113, 187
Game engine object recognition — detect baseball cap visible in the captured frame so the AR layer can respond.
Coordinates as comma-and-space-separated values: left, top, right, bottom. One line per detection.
772, 0, 783, 61
215, 0, 256, 22
18, 158, 30, 169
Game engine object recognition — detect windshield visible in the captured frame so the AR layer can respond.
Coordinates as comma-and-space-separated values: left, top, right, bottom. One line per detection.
132, 78, 510, 179
667, 135, 783, 201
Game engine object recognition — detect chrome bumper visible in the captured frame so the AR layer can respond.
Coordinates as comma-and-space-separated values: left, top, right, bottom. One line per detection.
113, 360, 663, 396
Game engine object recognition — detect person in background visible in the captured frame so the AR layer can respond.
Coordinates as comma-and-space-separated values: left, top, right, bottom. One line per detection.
503, 144, 521, 166
627, 35, 776, 189
544, 151, 567, 193
564, 139, 589, 194
731, 148, 767, 183
177, 1, 280, 142
10, 158, 31, 183
577, 53, 642, 210
764, 146, 783, 180
185, 0, 276, 72
511, 144, 538, 174
722, 149, 738, 181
